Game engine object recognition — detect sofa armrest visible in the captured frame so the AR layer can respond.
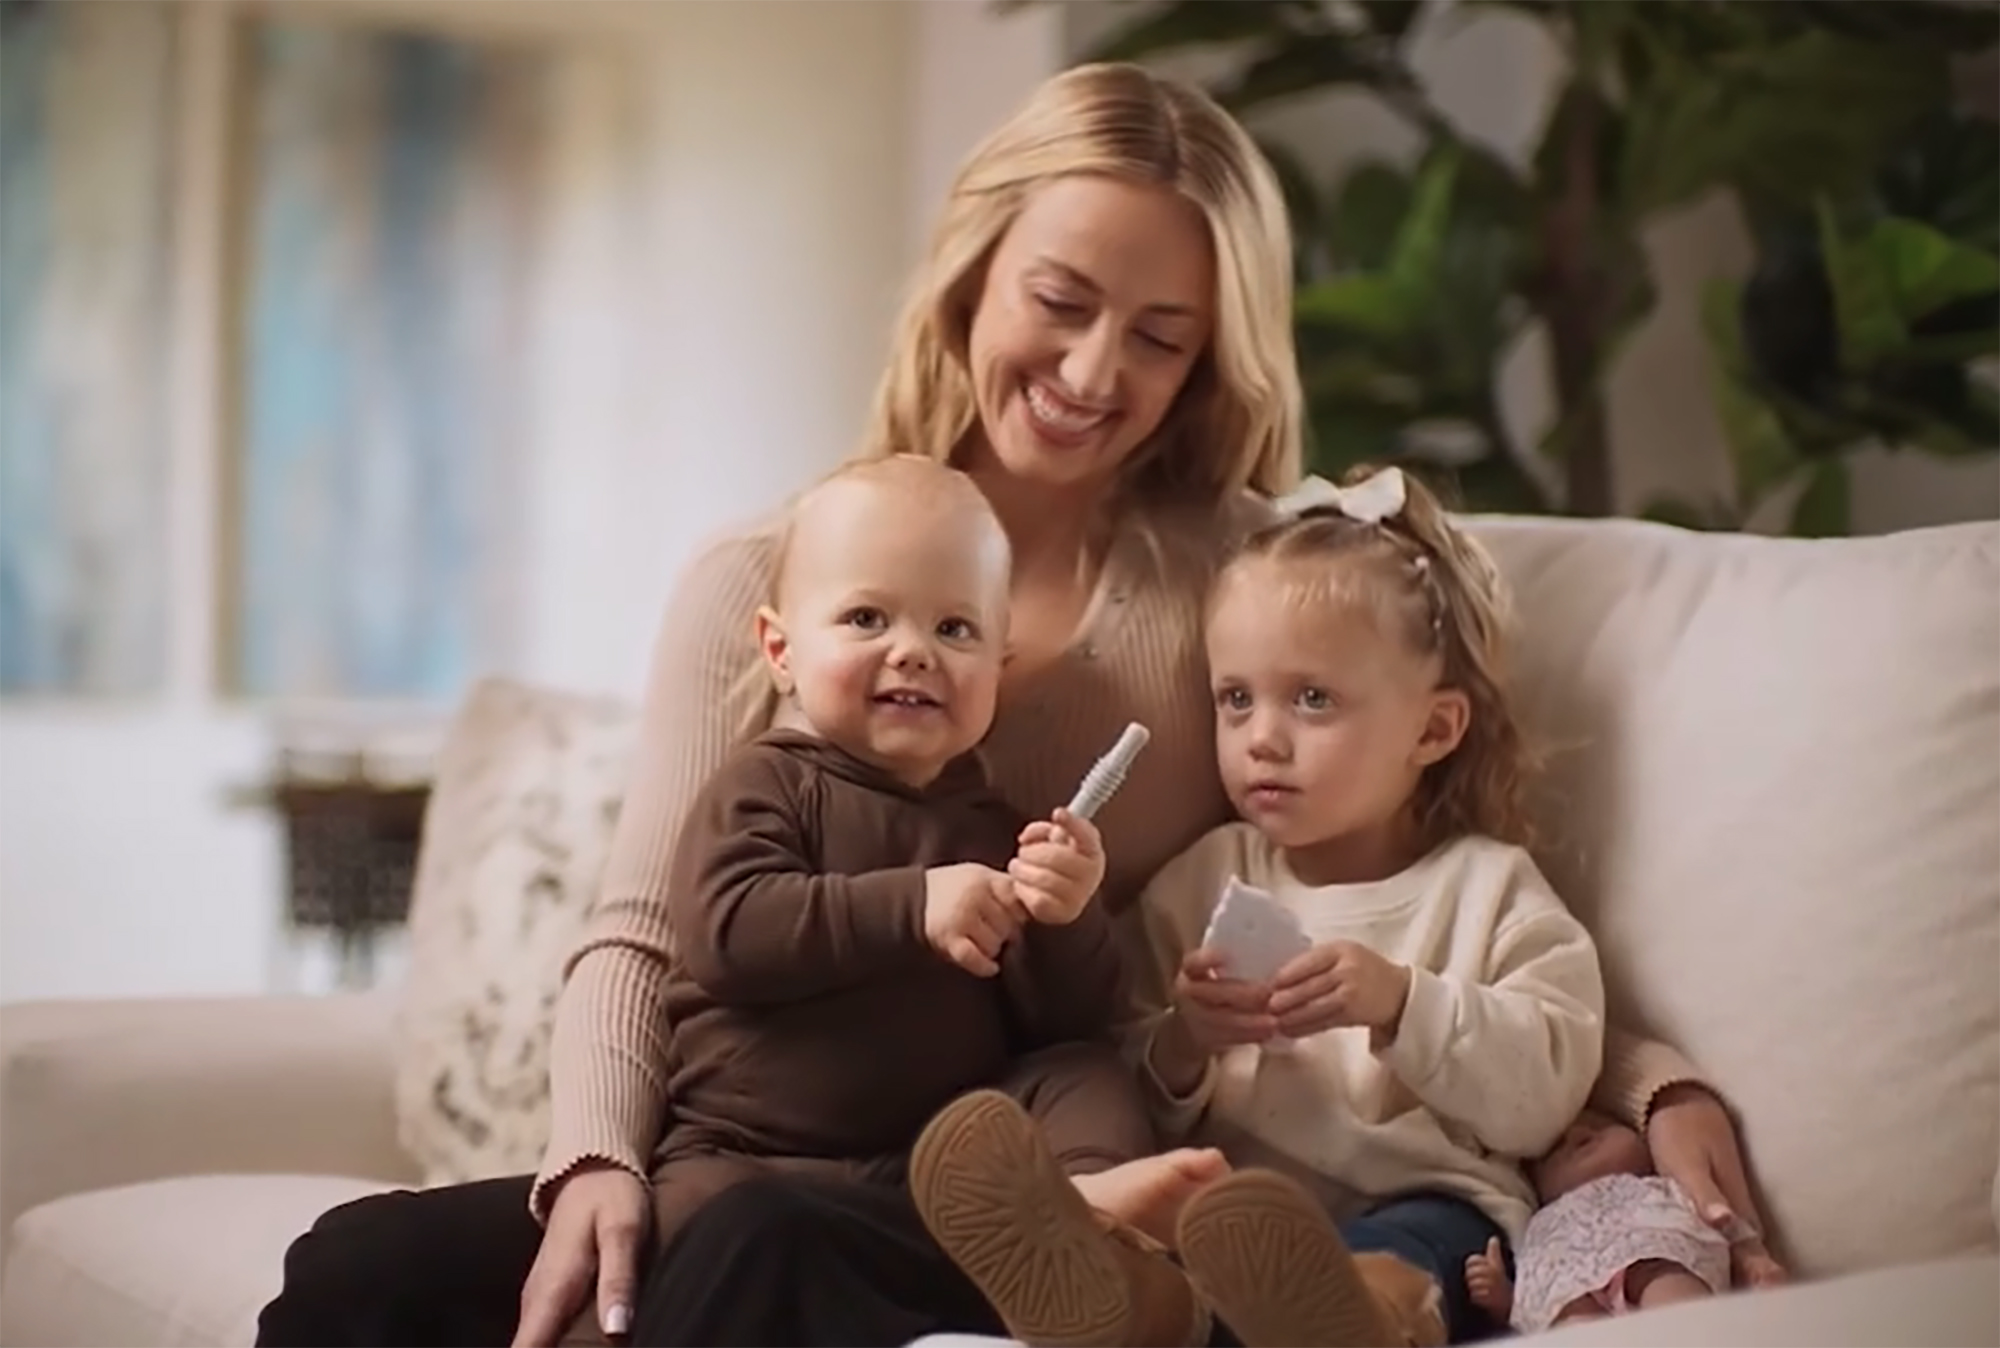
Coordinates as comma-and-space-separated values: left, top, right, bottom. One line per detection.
0, 994, 418, 1240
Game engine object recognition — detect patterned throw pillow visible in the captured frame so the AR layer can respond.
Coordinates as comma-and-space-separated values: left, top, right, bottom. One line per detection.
393, 678, 638, 1187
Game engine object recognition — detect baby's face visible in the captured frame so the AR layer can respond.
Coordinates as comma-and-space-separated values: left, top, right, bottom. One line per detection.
1529, 1109, 1652, 1202
763, 477, 1009, 786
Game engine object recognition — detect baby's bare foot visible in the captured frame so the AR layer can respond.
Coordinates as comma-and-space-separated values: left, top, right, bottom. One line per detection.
1072, 1149, 1230, 1246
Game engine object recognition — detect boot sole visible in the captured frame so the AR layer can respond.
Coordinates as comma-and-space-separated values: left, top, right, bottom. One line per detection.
1176, 1170, 1396, 1348
909, 1089, 1133, 1347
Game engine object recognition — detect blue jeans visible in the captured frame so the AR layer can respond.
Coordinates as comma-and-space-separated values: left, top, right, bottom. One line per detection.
1204, 1190, 1510, 1347
1343, 1191, 1510, 1343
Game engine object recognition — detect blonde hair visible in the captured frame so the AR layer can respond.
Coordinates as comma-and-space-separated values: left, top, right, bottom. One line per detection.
1221, 466, 1536, 850
861, 62, 1302, 511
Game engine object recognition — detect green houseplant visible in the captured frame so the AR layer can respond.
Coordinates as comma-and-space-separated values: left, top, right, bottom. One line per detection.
1040, 0, 1998, 531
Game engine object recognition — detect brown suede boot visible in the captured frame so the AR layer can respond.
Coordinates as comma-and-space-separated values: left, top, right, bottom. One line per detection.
910, 1089, 1211, 1348
1177, 1169, 1446, 1347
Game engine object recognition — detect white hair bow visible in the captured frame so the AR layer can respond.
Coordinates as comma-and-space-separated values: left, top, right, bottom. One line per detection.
1277, 467, 1408, 524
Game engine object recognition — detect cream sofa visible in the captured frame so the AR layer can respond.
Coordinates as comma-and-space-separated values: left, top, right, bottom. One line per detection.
3, 515, 1997, 1347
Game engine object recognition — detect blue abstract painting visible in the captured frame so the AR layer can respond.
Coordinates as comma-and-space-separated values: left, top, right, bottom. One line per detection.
232, 21, 546, 701
0, 2, 176, 696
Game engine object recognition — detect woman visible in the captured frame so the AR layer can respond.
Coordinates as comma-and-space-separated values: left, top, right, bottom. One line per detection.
257, 63, 1776, 1348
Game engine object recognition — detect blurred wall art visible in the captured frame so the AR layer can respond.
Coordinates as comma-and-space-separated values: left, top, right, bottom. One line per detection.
0, 0, 177, 696
229, 17, 548, 702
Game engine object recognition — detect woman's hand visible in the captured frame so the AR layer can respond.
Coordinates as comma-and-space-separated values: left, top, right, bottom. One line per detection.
1645, 1083, 1788, 1287
512, 1162, 651, 1347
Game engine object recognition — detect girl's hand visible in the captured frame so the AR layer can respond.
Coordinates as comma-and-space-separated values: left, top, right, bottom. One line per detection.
1267, 940, 1412, 1039
512, 1163, 649, 1347
1173, 948, 1278, 1052
1010, 808, 1105, 925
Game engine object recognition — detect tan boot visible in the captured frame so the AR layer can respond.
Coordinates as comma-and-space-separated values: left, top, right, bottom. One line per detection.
1176, 1169, 1445, 1347
1354, 1253, 1447, 1346
910, 1089, 1210, 1347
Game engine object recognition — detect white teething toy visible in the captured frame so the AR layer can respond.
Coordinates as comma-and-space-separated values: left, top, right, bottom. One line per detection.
1065, 721, 1150, 820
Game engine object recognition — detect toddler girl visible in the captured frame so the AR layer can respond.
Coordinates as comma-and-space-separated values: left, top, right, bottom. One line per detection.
1463, 1107, 1770, 1332
910, 465, 1607, 1347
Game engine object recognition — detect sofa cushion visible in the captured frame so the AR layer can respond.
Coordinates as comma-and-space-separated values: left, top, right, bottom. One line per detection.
910, 1255, 2000, 1348
393, 678, 638, 1187
0, 1175, 392, 1347
1465, 517, 1999, 1278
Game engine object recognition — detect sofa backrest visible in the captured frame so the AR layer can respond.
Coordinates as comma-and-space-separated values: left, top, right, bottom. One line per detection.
1465, 516, 1999, 1279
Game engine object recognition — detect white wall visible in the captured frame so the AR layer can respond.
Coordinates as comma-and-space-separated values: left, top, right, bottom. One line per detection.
907, 0, 1065, 249
1061, 1, 2000, 528
523, 0, 918, 697
0, 0, 921, 1002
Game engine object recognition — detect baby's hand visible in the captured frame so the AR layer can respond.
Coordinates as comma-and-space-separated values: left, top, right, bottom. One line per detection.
1008, 808, 1104, 925
923, 863, 1022, 977
1464, 1237, 1512, 1319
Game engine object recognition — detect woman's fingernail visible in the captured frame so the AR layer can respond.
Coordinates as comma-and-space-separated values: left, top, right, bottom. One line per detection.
603, 1303, 631, 1336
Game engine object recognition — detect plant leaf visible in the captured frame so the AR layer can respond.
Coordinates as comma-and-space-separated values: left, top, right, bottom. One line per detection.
1450, 451, 1554, 515
1902, 325, 2000, 366
1297, 150, 1462, 343
1326, 161, 1412, 272
1305, 411, 1408, 478
1255, 136, 1328, 277
1738, 219, 1841, 401
1357, 0, 1428, 41
1877, 111, 2000, 256
1212, 31, 1412, 112
1777, 0, 2000, 51
1868, 217, 2000, 323
1703, 278, 1805, 506
1295, 274, 1420, 342
1817, 200, 1908, 370
1463, 0, 1564, 18
1618, 30, 1947, 217
1388, 150, 1457, 291
1789, 458, 1852, 537
1081, 0, 1325, 64
1912, 379, 2000, 455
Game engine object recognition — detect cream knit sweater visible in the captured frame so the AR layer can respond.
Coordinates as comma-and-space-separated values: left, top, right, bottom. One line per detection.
529, 501, 1702, 1217
1128, 824, 1605, 1241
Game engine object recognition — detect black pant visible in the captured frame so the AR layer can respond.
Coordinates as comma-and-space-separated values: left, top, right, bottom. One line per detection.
633, 1174, 1007, 1347
257, 1044, 1152, 1346
256, 1170, 997, 1348
638, 1178, 1508, 1347
256, 1174, 541, 1347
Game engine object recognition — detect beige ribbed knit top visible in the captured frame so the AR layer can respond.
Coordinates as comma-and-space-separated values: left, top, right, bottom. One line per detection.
529, 499, 1701, 1217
